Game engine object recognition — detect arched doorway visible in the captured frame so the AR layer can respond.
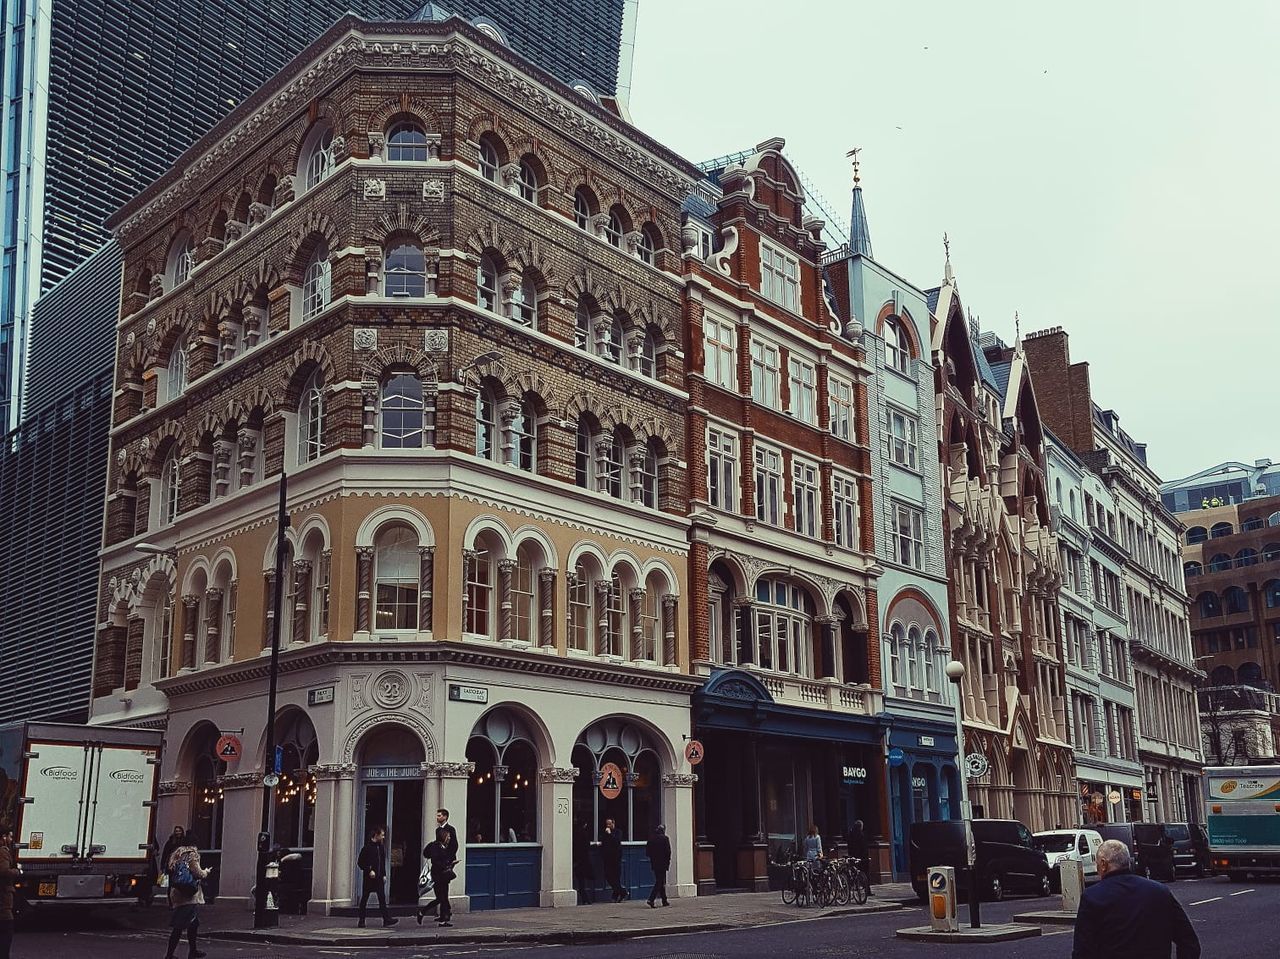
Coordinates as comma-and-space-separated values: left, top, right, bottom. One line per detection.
465, 707, 543, 909
357, 725, 425, 906
269, 710, 319, 906
1011, 746, 1037, 827
572, 718, 663, 900
182, 723, 226, 899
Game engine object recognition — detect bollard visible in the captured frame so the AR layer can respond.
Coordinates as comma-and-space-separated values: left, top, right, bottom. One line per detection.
1059, 860, 1085, 914
927, 866, 959, 932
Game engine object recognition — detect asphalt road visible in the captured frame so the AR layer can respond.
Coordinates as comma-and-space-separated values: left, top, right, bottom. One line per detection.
11, 876, 1276, 958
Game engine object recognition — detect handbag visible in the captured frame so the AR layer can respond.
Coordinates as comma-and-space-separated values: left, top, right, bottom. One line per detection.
418, 863, 434, 894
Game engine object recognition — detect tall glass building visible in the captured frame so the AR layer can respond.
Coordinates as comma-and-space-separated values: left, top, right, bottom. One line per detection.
0, 0, 630, 724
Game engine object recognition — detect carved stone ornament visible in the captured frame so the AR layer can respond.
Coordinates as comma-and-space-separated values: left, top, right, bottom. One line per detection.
158, 780, 192, 797
116, 450, 127, 466
422, 179, 446, 201
423, 329, 448, 353
538, 766, 580, 784
371, 669, 413, 709
215, 772, 264, 790
146, 318, 157, 336
363, 177, 386, 199
423, 761, 475, 779
125, 332, 136, 348
309, 762, 359, 780
354, 328, 378, 351
662, 773, 699, 787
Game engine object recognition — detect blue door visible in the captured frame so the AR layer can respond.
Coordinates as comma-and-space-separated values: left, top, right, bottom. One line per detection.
465, 845, 542, 910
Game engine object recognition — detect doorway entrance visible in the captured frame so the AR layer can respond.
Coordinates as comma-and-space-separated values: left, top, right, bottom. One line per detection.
357, 726, 425, 906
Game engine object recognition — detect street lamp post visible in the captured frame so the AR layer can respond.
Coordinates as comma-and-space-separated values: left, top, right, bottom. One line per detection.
945, 659, 980, 929
253, 472, 289, 929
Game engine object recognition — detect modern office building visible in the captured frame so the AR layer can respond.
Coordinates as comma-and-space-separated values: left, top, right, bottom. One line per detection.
1023, 326, 1203, 823
1161, 458, 1280, 513
0, 0, 631, 429
824, 170, 958, 879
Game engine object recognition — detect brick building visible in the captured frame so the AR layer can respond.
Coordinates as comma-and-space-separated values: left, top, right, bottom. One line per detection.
1023, 327, 1203, 823
91, 14, 705, 913
679, 142, 885, 889
930, 263, 1074, 834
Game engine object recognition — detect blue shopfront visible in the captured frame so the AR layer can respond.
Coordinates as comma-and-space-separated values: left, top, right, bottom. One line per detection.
691, 670, 887, 892
884, 719, 960, 878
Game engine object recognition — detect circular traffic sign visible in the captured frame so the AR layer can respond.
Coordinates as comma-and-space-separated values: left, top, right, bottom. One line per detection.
598, 762, 624, 800
887, 747, 906, 767
263, 773, 280, 788
684, 740, 705, 766
216, 734, 242, 762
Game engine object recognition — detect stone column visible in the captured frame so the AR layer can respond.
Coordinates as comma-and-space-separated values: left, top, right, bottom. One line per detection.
537, 567, 556, 651
498, 558, 516, 642
310, 763, 358, 913
594, 437, 613, 495
181, 594, 199, 669
123, 617, 146, 690
628, 587, 645, 661
361, 382, 379, 447
594, 580, 612, 656
212, 772, 269, 904
355, 547, 374, 633
819, 616, 838, 681
203, 588, 223, 663
291, 560, 312, 645
628, 448, 645, 503
461, 550, 477, 630
663, 773, 698, 899
661, 595, 678, 668
212, 439, 234, 498
237, 429, 259, 487
538, 766, 579, 907
734, 598, 755, 665
499, 400, 521, 465
418, 546, 434, 634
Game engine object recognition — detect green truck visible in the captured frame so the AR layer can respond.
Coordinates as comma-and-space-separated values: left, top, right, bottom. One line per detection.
1203, 765, 1280, 880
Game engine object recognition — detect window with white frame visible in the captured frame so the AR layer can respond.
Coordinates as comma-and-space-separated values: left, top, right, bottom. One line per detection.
602, 577, 624, 657
888, 622, 904, 686
884, 317, 910, 373
792, 458, 819, 537
373, 525, 418, 630
476, 387, 499, 461
575, 302, 591, 350
750, 339, 781, 409
833, 474, 859, 549
788, 356, 817, 424
380, 372, 431, 448
465, 549, 493, 635
516, 159, 538, 202
574, 190, 592, 229
640, 442, 660, 509
923, 629, 939, 693
478, 137, 500, 182
888, 408, 919, 469
302, 248, 331, 319
568, 565, 591, 651
604, 315, 624, 364
575, 418, 596, 488
754, 445, 783, 526
476, 255, 498, 312
759, 240, 799, 312
893, 502, 925, 569
605, 210, 625, 248
305, 130, 335, 189
510, 274, 536, 326
166, 339, 188, 402
512, 397, 537, 472
703, 315, 737, 389
603, 429, 626, 498
707, 427, 737, 512
511, 548, 536, 643
639, 329, 658, 378
297, 371, 324, 464
312, 558, 329, 639
385, 243, 428, 297
160, 451, 181, 525
155, 593, 173, 681
221, 584, 236, 659
906, 625, 923, 690
172, 238, 196, 288
829, 376, 854, 440
753, 578, 813, 675
387, 122, 428, 161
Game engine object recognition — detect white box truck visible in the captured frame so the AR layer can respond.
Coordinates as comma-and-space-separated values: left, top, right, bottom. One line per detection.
0, 721, 163, 908
1203, 764, 1280, 880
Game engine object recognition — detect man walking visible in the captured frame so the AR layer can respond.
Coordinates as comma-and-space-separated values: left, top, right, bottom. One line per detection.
356, 827, 399, 929
645, 824, 671, 908
846, 819, 872, 892
418, 810, 458, 920
601, 818, 627, 902
1072, 839, 1199, 959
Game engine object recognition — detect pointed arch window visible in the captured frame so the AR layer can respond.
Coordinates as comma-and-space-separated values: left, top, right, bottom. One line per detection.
478, 137, 500, 181
297, 371, 324, 464
387, 122, 429, 161
166, 338, 188, 402
160, 451, 181, 525
302, 246, 331, 320
884, 317, 909, 373
385, 242, 427, 297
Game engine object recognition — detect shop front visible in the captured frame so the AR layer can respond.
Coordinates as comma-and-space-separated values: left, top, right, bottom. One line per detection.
691, 670, 885, 891
884, 720, 959, 878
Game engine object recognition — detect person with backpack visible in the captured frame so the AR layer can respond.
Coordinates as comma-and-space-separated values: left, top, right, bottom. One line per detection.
164, 845, 210, 959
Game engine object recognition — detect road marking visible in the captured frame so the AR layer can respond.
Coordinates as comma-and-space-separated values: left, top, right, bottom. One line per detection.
1190, 897, 1222, 906
1230, 889, 1255, 896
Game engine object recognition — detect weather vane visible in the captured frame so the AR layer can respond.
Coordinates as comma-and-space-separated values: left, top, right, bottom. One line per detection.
846, 147, 862, 185
943, 231, 950, 260
1014, 310, 1021, 342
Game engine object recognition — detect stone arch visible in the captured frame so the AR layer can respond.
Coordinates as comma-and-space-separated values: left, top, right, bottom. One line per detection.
227, 385, 277, 421
876, 302, 922, 359
638, 556, 680, 597
343, 712, 436, 766
462, 513, 516, 557
507, 239, 556, 286
470, 700, 557, 767
369, 209, 440, 252
510, 368, 558, 410
562, 268, 609, 306
361, 344, 440, 387
510, 524, 558, 571
287, 211, 341, 278
560, 389, 608, 424
834, 585, 869, 631
148, 309, 195, 368
508, 136, 559, 189
148, 422, 187, 475
633, 414, 677, 451
174, 719, 224, 781
354, 504, 435, 549
254, 164, 284, 206
232, 261, 282, 304
280, 342, 338, 408
567, 540, 610, 574
285, 100, 346, 171
706, 549, 750, 595
575, 712, 679, 772
464, 221, 512, 265
365, 93, 444, 137
464, 110, 502, 145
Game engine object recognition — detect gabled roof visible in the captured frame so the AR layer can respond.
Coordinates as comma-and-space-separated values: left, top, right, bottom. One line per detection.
988, 359, 1012, 398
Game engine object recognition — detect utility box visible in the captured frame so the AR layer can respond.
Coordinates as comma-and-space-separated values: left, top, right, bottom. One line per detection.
1060, 859, 1086, 914
927, 866, 959, 932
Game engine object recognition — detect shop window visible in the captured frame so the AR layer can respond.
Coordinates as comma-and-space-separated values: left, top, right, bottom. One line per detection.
466, 709, 540, 844
571, 719, 661, 843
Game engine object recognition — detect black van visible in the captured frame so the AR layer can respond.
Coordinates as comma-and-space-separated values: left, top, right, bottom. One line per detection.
1164, 823, 1209, 877
1092, 823, 1175, 880
909, 819, 1051, 902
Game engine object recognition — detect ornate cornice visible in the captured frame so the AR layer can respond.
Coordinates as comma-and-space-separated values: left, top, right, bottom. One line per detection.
538, 766, 579, 784
309, 762, 358, 780
423, 761, 474, 779
215, 772, 264, 790
662, 773, 698, 787
158, 779, 191, 796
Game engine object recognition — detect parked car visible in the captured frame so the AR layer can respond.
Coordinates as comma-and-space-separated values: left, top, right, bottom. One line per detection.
1163, 823, 1209, 877
909, 819, 1052, 902
1034, 829, 1104, 890
1091, 823, 1175, 880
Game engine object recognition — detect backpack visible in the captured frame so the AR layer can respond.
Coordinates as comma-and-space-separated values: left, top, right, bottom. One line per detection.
169, 859, 198, 897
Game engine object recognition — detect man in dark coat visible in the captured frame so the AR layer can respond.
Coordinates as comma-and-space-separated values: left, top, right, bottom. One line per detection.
573, 818, 595, 904
356, 826, 398, 928
846, 819, 872, 891
1072, 839, 1199, 959
419, 810, 459, 920
645, 824, 671, 907
601, 818, 627, 902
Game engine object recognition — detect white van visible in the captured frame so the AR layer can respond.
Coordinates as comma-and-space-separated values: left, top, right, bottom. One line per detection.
1033, 829, 1105, 890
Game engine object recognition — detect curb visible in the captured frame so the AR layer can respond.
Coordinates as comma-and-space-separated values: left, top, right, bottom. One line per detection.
895, 922, 1042, 943
205, 901, 905, 947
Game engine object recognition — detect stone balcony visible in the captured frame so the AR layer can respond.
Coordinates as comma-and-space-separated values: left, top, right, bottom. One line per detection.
753, 672, 885, 718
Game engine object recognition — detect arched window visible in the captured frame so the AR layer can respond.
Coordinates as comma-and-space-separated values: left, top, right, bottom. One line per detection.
1225, 586, 1250, 614
511, 543, 540, 644
906, 625, 923, 690
567, 560, 595, 652
1264, 543, 1280, 562
604, 315, 624, 364
476, 254, 498, 312
516, 158, 539, 202
166, 338, 188, 402
170, 236, 196, 288
640, 439, 661, 509
475, 386, 499, 461
153, 592, 173, 681
573, 187, 596, 230
574, 302, 592, 351
1211, 522, 1234, 539
1209, 553, 1232, 573
1235, 548, 1259, 567
512, 396, 537, 472
1242, 516, 1265, 532
1240, 662, 1265, 688
467, 710, 539, 845
575, 417, 597, 489
923, 629, 939, 693
510, 273, 536, 326
1210, 665, 1235, 686
1198, 591, 1222, 618
160, 451, 181, 525
1186, 526, 1208, 545
888, 622, 904, 687
884, 317, 909, 373
637, 224, 661, 265
385, 242, 427, 297
374, 525, 419, 630
478, 136, 500, 182
302, 245, 331, 320
297, 370, 324, 464
572, 719, 662, 844
387, 122, 428, 161
380, 371, 427, 449
464, 544, 494, 636
270, 712, 318, 849
1263, 580, 1280, 608
605, 209, 625, 248
640, 328, 659, 378
753, 578, 814, 676
1183, 561, 1202, 578
304, 129, 335, 189
604, 427, 627, 498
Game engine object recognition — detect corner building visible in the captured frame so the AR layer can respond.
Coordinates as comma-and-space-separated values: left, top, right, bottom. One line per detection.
91, 15, 702, 913
680, 142, 885, 889
930, 265, 1074, 832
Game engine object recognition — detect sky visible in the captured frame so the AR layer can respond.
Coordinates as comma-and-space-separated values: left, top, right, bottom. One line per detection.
627, 0, 1279, 482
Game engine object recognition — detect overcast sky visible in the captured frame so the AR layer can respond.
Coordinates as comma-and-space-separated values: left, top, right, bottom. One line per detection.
628, 0, 1278, 482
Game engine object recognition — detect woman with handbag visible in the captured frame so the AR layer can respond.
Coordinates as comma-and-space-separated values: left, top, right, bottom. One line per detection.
415, 827, 456, 927
164, 845, 211, 959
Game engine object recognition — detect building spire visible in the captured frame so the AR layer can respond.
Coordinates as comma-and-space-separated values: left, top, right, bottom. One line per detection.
847, 147, 872, 258
943, 231, 955, 286
1014, 310, 1022, 346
